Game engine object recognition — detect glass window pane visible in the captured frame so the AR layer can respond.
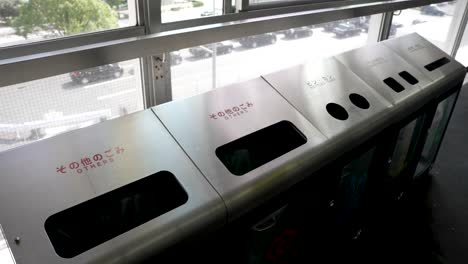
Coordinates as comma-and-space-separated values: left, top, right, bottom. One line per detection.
0, 0, 137, 48
162, 0, 223, 23
456, 27, 468, 65
389, 1, 458, 52
415, 92, 458, 176
455, 8, 468, 66
0, 59, 144, 153
171, 17, 370, 100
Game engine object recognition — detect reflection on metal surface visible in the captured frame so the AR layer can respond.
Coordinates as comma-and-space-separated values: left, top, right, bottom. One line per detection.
384, 33, 466, 82
154, 77, 327, 220
335, 42, 430, 104
0, 225, 15, 264
0, 110, 225, 263
263, 57, 392, 139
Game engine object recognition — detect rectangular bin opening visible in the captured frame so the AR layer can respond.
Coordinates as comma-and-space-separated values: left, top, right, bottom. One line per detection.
383, 77, 405, 93
399, 71, 419, 85
45, 171, 188, 259
424, 57, 450, 71
216, 121, 307, 176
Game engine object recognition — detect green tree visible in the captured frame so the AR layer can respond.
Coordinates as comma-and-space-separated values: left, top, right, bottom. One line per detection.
0, 0, 20, 22
12, 0, 118, 38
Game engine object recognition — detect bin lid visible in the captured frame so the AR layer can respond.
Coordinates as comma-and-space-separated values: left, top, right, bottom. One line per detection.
262, 57, 392, 139
383, 33, 465, 83
335, 41, 431, 105
0, 110, 225, 264
153, 78, 327, 220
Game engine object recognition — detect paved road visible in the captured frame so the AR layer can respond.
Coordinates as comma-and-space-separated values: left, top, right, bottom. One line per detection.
171, 27, 369, 99
0, 60, 144, 150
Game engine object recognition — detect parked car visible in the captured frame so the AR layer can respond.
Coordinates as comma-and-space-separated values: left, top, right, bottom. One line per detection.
346, 16, 370, 32
189, 42, 234, 58
238, 33, 277, 48
321, 21, 342, 32
332, 23, 361, 38
69, 64, 123, 85
420, 5, 445, 16
392, 22, 403, 29
283, 26, 313, 39
412, 19, 427, 25
360, 21, 369, 33
171, 51, 183, 65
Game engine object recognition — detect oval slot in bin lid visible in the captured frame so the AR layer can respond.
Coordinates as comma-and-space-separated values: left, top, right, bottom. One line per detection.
262, 57, 392, 140
383, 33, 466, 83
153, 78, 327, 221
335, 41, 431, 105
0, 110, 225, 264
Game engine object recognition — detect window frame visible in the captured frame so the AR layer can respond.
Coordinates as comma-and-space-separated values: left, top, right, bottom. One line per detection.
0, 0, 462, 102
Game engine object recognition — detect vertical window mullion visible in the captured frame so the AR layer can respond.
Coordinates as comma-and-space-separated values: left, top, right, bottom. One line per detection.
447, 0, 468, 56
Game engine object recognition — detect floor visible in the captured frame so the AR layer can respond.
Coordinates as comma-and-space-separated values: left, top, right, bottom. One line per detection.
358, 81, 468, 264
426, 81, 468, 264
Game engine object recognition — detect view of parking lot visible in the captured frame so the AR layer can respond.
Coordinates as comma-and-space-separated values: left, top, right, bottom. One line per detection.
0, 59, 143, 152
161, 0, 223, 22
0, 2, 459, 155
171, 2, 457, 100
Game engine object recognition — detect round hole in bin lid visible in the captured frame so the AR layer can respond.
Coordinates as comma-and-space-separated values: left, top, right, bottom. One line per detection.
326, 103, 349, 121
349, 93, 370, 109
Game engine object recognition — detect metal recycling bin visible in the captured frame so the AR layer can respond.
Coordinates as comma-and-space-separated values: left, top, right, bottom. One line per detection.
262, 57, 392, 141
262, 57, 393, 240
0, 110, 226, 264
383, 33, 466, 177
383, 33, 465, 86
153, 77, 328, 222
335, 40, 435, 198
335, 40, 431, 107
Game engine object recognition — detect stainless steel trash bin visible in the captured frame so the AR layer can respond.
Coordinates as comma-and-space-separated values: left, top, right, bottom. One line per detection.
384, 33, 466, 177
335, 40, 431, 107
0, 110, 226, 264
263, 57, 392, 242
335, 39, 435, 200
263, 57, 392, 144
153, 78, 327, 221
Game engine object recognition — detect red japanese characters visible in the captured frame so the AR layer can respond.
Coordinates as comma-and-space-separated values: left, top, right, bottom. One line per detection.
56, 146, 125, 174
209, 101, 254, 121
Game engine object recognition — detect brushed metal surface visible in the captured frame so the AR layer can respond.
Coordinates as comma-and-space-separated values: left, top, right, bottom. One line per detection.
262, 57, 392, 139
335, 41, 431, 105
0, 110, 226, 264
383, 33, 466, 83
153, 78, 327, 221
